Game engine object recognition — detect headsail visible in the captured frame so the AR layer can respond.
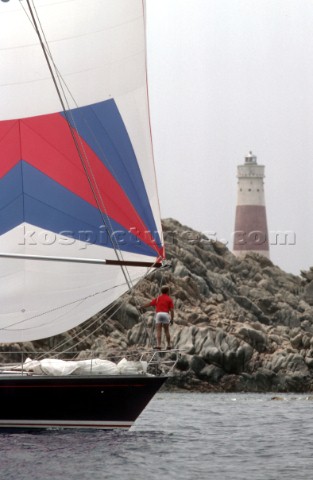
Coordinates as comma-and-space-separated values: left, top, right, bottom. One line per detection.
0, 0, 164, 342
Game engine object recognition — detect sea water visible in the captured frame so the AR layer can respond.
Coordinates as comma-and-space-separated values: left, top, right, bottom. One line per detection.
1, 392, 313, 480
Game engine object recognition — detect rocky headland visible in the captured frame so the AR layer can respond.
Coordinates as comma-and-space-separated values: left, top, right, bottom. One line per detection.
130, 218, 313, 393
4, 218, 313, 393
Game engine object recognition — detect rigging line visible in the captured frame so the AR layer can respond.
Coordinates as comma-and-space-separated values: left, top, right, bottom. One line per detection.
20, 2, 156, 276
40, 265, 162, 356
30, 3, 160, 287
1, 277, 140, 332
46, 259, 171, 355
24, 0, 134, 292
37, 294, 129, 359
142, 0, 164, 251
88, 268, 161, 350
32, 2, 145, 293
27, 0, 132, 287
27, 1, 160, 283
125, 258, 165, 348
39, 285, 146, 358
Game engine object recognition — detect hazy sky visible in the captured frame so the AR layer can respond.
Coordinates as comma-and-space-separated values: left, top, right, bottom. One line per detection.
145, 0, 313, 275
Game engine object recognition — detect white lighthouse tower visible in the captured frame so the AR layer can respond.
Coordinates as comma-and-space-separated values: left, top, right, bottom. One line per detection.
233, 151, 270, 258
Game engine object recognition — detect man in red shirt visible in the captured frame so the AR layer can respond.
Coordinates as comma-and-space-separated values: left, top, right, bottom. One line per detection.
141, 285, 174, 350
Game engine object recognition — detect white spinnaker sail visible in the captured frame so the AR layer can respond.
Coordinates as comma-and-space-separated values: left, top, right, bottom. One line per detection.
0, 0, 163, 342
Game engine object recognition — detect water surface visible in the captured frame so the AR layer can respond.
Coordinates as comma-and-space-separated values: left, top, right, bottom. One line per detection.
1, 392, 313, 479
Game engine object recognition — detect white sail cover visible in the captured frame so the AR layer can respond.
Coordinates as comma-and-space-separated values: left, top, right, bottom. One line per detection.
0, 0, 164, 342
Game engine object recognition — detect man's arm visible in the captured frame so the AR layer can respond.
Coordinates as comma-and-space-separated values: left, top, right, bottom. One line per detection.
141, 302, 151, 309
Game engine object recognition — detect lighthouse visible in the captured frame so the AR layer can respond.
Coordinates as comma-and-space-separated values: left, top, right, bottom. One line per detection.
233, 151, 270, 258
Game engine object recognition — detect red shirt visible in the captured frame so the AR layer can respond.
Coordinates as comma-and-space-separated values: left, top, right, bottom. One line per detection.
150, 294, 174, 313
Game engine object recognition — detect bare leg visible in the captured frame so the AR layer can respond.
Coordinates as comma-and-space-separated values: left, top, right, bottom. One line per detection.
156, 323, 162, 348
163, 324, 171, 349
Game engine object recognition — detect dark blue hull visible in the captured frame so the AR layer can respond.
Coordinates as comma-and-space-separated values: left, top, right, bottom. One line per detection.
0, 374, 167, 430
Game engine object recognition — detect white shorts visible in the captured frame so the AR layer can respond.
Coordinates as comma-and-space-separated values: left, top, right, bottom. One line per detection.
155, 312, 170, 324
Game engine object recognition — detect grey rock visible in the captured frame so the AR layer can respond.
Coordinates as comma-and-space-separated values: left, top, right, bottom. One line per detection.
199, 364, 225, 383
304, 281, 313, 306
236, 326, 268, 352
20, 217, 313, 394
190, 355, 206, 375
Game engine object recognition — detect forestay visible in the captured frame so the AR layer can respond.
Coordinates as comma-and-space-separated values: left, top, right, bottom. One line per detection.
0, 0, 164, 342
